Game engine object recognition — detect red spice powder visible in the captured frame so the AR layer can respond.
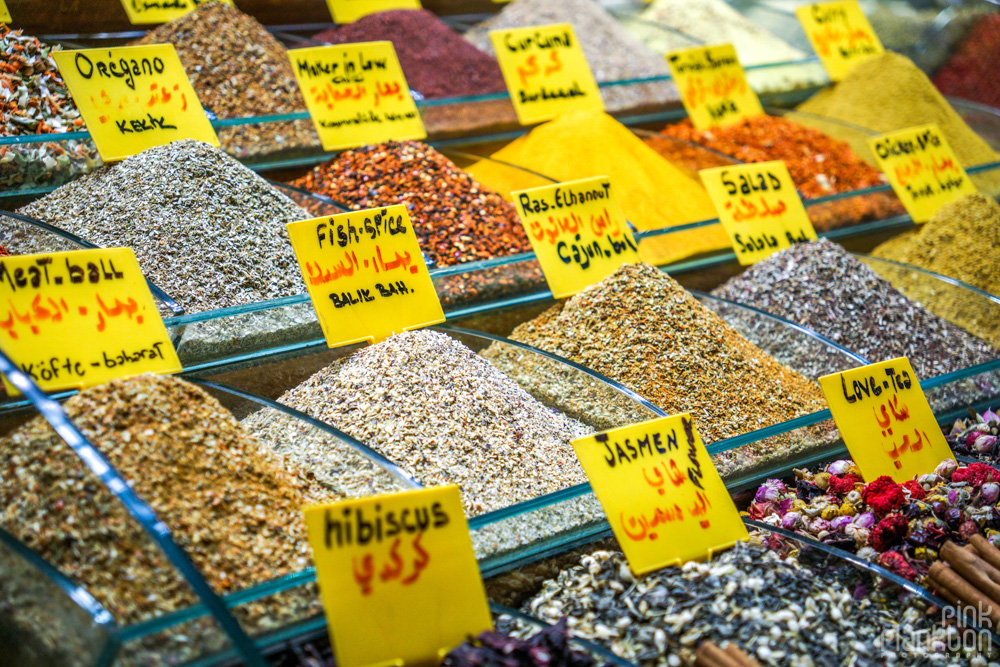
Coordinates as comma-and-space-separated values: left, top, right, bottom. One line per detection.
650, 116, 904, 231
290, 141, 530, 267
934, 14, 1000, 109
313, 10, 507, 100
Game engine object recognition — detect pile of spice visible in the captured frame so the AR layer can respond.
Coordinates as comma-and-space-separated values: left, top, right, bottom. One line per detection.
522, 543, 981, 664
489, 262, 831, 476
313, 10, 505, 100
246, 330, 590, 516
796, 52, 998, 169
0, 26, 99, 190
868, 194, 1000, 349
947, 407, 1000, 464
630, 0, 805, 66
712, 239, 999, 383
934, 14, 1000, 110
653, 115, 903, 231
0, 374, 340, 656
443, 619, 601, 667
290, 141, 528, 267
16, 140, 307, 313
466, 110, 723, 265
464, 0, 678, 114
749, 458, 1000, 587
873, 194, 1000, 297
135, 2, 318, 159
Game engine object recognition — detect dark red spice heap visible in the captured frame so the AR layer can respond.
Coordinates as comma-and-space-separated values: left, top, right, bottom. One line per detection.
934, 14, 1000, 110
313, 9, 507, 100
290, 141, 530, 266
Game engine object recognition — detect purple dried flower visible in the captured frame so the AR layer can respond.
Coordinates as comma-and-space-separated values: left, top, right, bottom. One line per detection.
975, 435, 999, 453
981, 483, 1000, 505
984, 408, 1000, 425
830, 515, 853, 531
854, 512, 876, 529
755, 479, 784, 503
780, 512, 801, 530
826, 460, 852, 475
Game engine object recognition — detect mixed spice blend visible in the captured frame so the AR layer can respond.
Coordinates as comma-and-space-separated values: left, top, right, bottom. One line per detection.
934, 14, 1000, 111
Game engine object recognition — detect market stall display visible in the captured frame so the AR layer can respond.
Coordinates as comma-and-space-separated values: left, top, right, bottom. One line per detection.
7, 1, 1000, 665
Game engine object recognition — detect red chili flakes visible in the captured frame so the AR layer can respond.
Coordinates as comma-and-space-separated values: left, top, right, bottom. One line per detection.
933, 14, 1000, 110
290, 141, 530, 267
651, 116, 905, 231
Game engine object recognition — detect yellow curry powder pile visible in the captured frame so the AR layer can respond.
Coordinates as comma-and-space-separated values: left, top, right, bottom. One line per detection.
465, 110, 724, 266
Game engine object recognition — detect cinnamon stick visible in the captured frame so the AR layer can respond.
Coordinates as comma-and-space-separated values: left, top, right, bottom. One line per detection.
941, 541, 1000, 607
970, 535, 1000, 571
694, 641, 742, 667
963, 544, 1000, 587
724, 642, 761, 667
928, 562, 1000, 627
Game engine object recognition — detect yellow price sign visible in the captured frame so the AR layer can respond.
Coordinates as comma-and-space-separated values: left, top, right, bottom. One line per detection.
0, 248, 181, 394
119, 0, 234, 25
304, 485, 492, 667
868, 124, 977, 223
287, 205, 444, 347
819, 357, 954, 483
666, 43, 762, 130
326, 0, 421, 24
490, 24, 603, 126
289, 42, 425, 152
700, 160, 817, 265
796, 1, 883, 81
572, 413, 747, 574
512, 176, 640, 299
51, 45, 218, 162
0, 1, 11, 23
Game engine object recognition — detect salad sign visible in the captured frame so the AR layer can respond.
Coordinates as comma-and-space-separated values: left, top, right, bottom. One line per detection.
700, 160, 817, 265
512, 176, 639, 298
326, 0, 421, 24
304, 486, 492, 667
51, 44, 218, 161
286, 205, 444, 347
666, 43, 762, 130
118, 0, 234, 25
490, 23, 603, 126
796, 1, 883, 81
0, 248, 181, 394
868, 124, 977, 223
819, 357, 954, 482
288, 42, 426, 152
572, 413, 748, 573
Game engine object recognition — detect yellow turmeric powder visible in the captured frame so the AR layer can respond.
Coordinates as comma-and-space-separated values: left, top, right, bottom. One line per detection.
465, 110, 726, 265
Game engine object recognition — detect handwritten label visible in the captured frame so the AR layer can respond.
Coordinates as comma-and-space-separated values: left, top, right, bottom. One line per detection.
700, 161, 817, 265
326, 0, 421, 24
119, 0, 234, 25
0, 248, 181, 394
867, 124, 977, 223
572, 413, 747, 574
666, 43, 762, 130
512, 176, 639, 298
289, 42, 425, 152
286, 205, 444, 347
819, 357, 954, 482
0, 1, 11, 23
796, 1, 883, 81
51, 45, 218, 162
490, 24, 603, 126
304, 485, 492, 667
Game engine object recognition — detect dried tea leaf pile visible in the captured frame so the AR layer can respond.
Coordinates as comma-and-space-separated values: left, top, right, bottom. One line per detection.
523, 544, 983, 664
16, 140, 307, 313
248, 330, 590, 515
290, 141, 529, 267
497, 263, 826, 446
135, 3, 318, 158
0, 374, 336, 627
712, 239, 998, 382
